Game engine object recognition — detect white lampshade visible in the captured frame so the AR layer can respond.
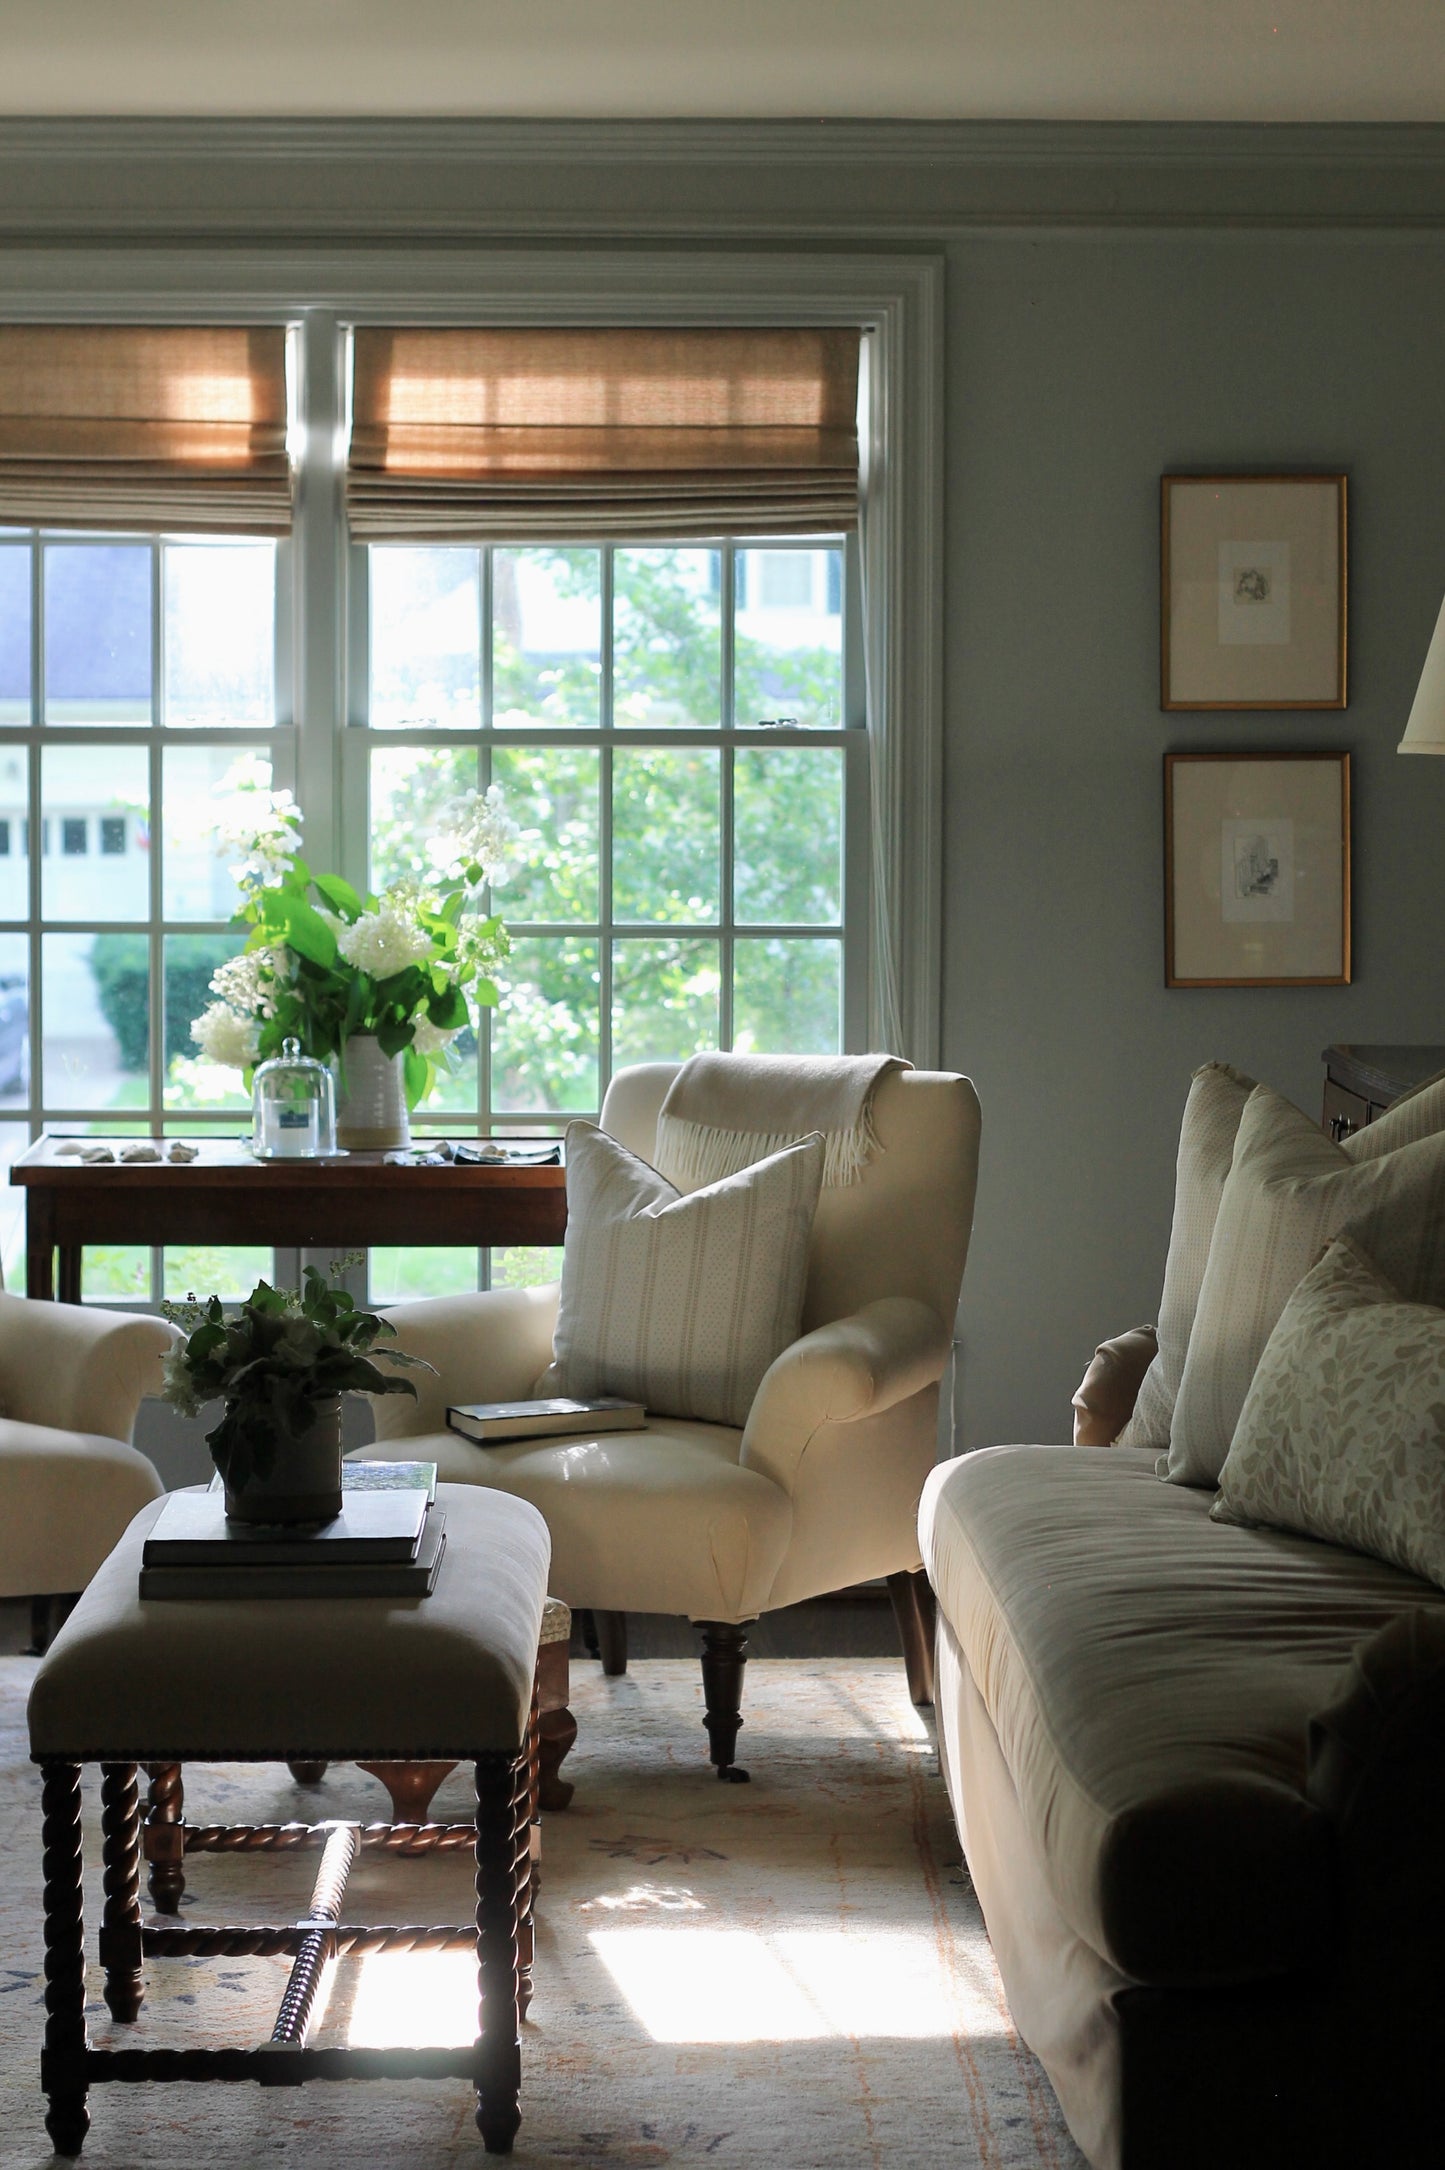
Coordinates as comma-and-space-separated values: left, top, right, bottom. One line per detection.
1401, 592, 1445, 753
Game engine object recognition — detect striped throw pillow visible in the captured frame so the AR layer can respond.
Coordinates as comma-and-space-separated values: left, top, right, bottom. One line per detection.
542, 1121, 825, 1428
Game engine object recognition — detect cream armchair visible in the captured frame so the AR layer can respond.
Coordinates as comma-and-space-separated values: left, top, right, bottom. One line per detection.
0, 1293, 174, 1649
369, 1060, 981, 1777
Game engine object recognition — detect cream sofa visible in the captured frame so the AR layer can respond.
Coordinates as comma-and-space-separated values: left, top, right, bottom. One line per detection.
920, 1419, 1445, 2170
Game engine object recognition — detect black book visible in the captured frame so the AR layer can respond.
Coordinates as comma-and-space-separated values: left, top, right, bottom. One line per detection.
139, 1509, 447, 1601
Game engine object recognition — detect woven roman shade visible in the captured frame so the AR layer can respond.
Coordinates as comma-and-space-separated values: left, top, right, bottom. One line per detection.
0, 325, 291, 534
348, 326, 860, 541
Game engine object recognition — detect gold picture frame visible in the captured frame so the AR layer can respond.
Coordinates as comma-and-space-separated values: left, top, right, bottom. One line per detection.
1165, 751, 1351, 987
1161, 474, 1347, 710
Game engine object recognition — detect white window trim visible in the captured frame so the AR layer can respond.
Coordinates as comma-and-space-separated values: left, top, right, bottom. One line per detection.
0, 246, 944, 1065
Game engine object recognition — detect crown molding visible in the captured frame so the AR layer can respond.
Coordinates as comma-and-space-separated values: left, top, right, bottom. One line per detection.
3, 118, 1445, 239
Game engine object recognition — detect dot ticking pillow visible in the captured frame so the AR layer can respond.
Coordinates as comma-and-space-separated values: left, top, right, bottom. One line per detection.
540, 1120, 825, 1430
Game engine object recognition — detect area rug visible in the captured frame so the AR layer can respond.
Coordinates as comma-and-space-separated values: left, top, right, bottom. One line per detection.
0, 1655, 1085, 2169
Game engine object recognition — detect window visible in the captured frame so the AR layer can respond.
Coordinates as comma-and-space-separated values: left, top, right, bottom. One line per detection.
0, 297, 919, 1304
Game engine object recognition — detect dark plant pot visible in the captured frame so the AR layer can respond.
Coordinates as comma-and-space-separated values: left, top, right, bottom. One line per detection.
223, 1396, 344, 1525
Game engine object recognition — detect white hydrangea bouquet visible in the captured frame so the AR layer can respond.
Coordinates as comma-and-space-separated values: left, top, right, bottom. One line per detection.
191, 775, 517, 1108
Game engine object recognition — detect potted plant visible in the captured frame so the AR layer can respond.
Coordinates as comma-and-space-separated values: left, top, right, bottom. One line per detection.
161, 1264, 431, 1524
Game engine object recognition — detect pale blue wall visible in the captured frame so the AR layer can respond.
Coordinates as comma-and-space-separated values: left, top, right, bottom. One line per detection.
943, 230, 1445, 1445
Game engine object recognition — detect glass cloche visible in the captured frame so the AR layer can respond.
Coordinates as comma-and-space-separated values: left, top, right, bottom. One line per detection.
251, 1037, 337, 1159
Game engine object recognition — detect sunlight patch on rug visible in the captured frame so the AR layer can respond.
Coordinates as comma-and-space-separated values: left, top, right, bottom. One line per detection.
591, 1925, 1010, 2043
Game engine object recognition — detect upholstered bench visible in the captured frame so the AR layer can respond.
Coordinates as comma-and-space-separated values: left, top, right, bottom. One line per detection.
26, 1483, 550, 2160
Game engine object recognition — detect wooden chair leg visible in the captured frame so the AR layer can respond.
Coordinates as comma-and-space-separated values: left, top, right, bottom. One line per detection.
887, 1568, 936, 1707
40, 1759, 90, 2158
143, 1761, 186, 1913
697, 1621, 751, 1782
593, 1610, 628, 1676
27, 1593, 78, 1657
99, 1762, 145, 2022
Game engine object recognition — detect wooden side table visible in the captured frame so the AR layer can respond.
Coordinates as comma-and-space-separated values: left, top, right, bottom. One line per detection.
1321, 1044, 1445, 1141
11, 1136, 567, 1302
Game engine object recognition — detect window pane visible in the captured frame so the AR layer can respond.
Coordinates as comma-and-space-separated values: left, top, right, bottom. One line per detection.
735, 543, 844, 729
490, 745, 598, 924
734, 937, 841, 1055
164, 746, 273, 921
163, 540, 275, 726
614, 547, 721, 728
494, 549, 600, 729
42, 745, 149, 922
370, 744, 478, 894
82, 1246, 151, 1301
734, 746, 843, 925
490, 1245, 563, 1290
0, 936, 30, 1108
612, 748, 720, 924
163, 1245, 273, 1300
44, 542, 152, 723
492, 936, 599, 1113
369, 1247, 481, 1303
45, 931, 145, 1109
164, 932, 249, 1110
0, 546, 29, 723
612, 937, 719, 1067
0, 748, 28, 919
370, 547, 481, 730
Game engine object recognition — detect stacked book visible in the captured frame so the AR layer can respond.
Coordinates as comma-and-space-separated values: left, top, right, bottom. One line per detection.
139, 1462, 444, 1601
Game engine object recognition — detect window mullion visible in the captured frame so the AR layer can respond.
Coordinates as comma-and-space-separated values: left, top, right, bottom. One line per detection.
598, 545, 614, 1101
27, 531, 43, 1142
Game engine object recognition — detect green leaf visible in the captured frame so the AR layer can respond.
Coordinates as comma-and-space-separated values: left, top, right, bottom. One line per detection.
403, 1044, 430, 1108
271, 894, 339, 967
313, 872, 364, 921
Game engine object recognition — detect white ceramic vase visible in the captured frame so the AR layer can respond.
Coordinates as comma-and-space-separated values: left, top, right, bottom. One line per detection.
335, 1032, 411, 1152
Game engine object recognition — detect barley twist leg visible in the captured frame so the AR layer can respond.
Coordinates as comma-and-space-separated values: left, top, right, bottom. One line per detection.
40, 1761, 90, 2158
100, 1763, 144, 2022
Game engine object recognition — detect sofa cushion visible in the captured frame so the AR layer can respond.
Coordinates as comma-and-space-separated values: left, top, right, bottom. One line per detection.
920, 1442, 1445, 1987
1164, 1085, 1445, 1488
1116, 1062, 1255, 1452
1214, 1237, 1445, 1591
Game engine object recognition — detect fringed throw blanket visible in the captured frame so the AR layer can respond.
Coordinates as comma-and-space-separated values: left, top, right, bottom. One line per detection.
655, 1051, 908, 1191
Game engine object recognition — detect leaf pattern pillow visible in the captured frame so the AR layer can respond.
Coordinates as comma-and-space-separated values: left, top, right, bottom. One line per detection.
1212, 1235, 1445, 1591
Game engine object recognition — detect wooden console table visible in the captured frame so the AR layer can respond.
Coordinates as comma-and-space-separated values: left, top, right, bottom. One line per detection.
11, 1138, 568, 1302
1321, 1044, 1445, 1142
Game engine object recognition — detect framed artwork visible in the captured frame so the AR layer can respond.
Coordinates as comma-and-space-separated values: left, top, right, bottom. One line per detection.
1165, 751, 1351, 987
1161, 474, 1347, 709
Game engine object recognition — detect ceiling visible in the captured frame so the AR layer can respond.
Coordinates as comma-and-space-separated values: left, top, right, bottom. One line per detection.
4, 1, 1445, 123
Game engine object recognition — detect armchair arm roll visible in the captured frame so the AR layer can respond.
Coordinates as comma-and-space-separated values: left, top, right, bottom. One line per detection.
0, 1293, 177, 1444
1072, 1323, 1158, 1446
740, 1296, 950, 1496
1308, 1609, 1445, 1969
373, 1282, 561, 1440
